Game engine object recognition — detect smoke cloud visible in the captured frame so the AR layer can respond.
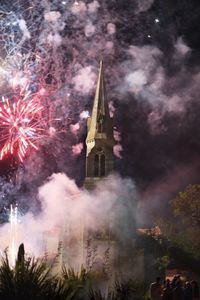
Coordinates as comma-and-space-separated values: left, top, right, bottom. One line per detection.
0, 173, 137, 262
72, 143, 83, 155
72, 66, 97, 94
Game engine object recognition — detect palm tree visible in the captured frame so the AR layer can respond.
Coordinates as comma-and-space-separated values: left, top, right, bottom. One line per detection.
61, 266, 89, 299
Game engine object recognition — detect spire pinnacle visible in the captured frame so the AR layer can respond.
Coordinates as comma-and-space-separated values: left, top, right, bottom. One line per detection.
86, 61, 110, 156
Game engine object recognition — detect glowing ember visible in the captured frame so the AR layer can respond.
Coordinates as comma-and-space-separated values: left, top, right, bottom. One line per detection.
0, 95, 44, 162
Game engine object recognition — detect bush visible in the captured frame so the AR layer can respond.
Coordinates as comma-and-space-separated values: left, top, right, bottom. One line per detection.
0, 245, 146, 300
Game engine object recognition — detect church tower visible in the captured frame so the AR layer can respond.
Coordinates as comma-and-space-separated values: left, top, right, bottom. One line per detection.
83, 62, 144, 283
84, 61, 115, 190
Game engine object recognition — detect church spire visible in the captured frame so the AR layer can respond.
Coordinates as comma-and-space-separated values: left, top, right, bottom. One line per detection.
86, 61, 111, 156
84, 60, 114, 189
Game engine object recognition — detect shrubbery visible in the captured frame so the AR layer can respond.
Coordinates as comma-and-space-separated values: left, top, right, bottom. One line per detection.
0, 245, 146, 300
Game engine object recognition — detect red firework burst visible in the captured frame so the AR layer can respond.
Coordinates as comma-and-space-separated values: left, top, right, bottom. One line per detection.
0, 95, 44, 162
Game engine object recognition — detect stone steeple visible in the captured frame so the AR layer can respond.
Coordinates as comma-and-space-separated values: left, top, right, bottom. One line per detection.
84, 61, 115, 189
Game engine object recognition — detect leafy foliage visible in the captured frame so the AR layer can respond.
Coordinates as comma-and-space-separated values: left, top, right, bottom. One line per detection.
172, 184, 200, 226
169, 184, 200, 258
156, 184, 200, 273
0, 252, 52, 300
0, 250, 85, 300
89, 280, 146, 300
155, 255, 170, 272
0, 246, 146, 300
61, 266, 89, 299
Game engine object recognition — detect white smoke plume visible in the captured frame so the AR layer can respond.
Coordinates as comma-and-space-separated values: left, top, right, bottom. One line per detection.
70, 123, 80, 135
80, 110, 90, 119
71, 1, 87, 16
0, 174, 137, 262
72, 66, 97, 94
113, 129, 123, 159
175, 37, 191, 58
107, 23, 116, 35
71, 143, 83, 155
84, 21, 96, 37
135, 0, 154, 13
18, 19, 31, 40
113, 144, 123, 159
44, 11, 61, 23
117, 39, 197, 134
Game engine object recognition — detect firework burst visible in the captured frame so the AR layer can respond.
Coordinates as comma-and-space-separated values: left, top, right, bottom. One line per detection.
0, 94, 44, 162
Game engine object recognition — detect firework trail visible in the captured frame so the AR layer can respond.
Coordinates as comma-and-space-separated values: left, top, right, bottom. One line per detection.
9, 204, 18, 267
0, 93, 44, 162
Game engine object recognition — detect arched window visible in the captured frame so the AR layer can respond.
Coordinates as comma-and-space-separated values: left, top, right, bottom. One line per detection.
100, 154, 105, 177
94, 154, 106, 177
94, 154, 99, 177
97, 119, 104, 133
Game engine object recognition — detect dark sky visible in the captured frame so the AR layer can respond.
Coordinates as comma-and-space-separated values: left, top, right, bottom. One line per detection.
0, 0, 200, 221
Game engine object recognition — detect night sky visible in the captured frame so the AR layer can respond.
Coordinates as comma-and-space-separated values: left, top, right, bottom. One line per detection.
0, 0, 200, 223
